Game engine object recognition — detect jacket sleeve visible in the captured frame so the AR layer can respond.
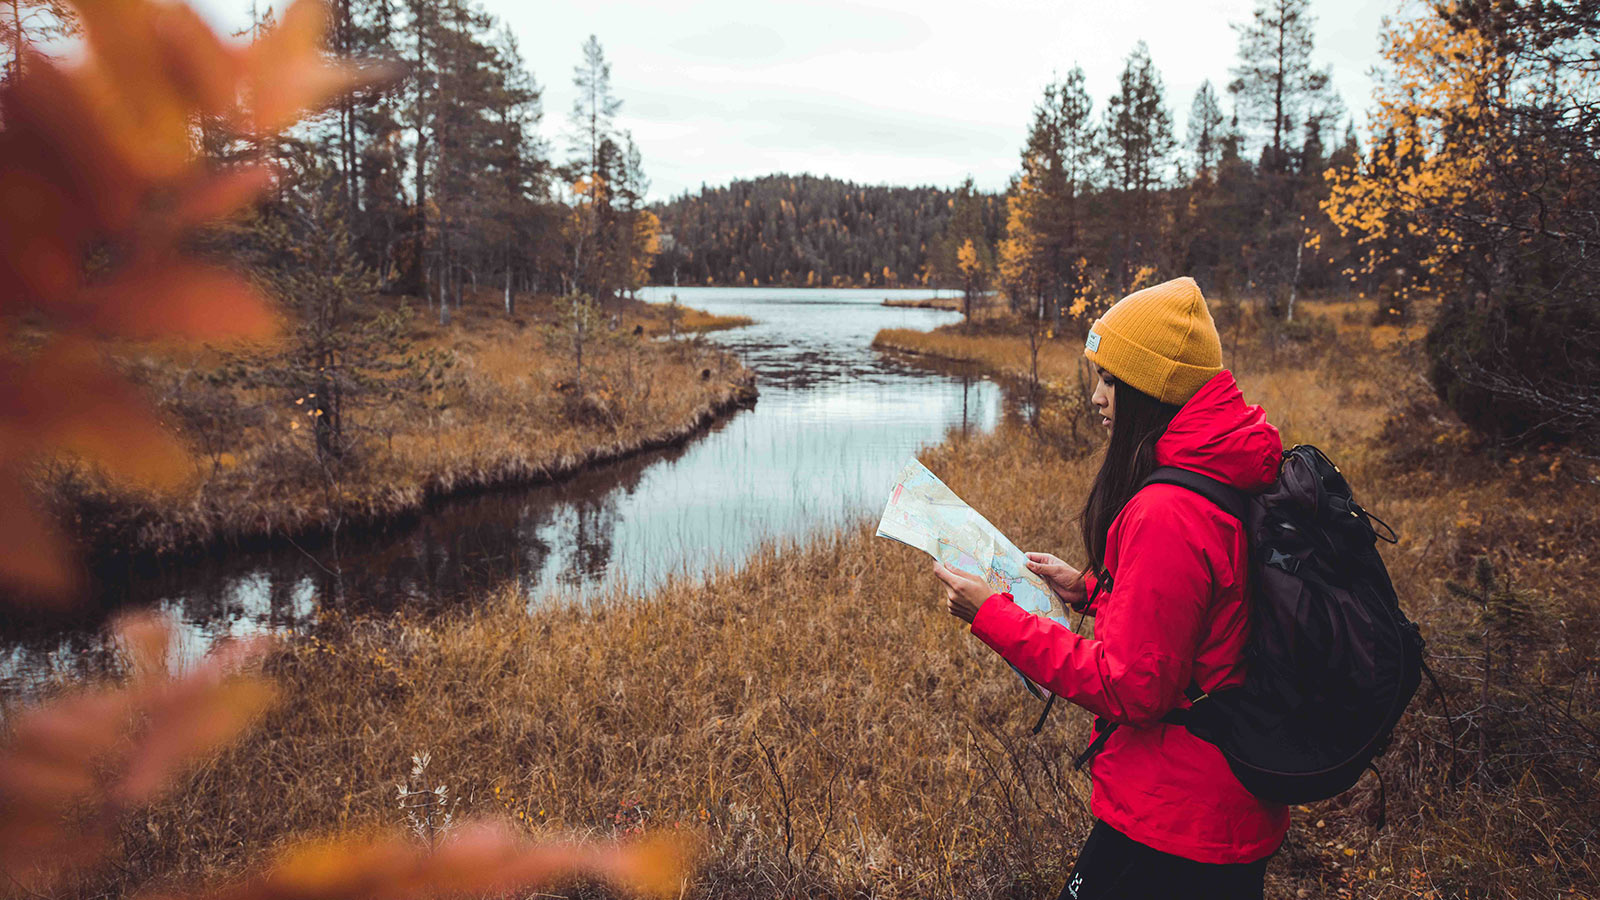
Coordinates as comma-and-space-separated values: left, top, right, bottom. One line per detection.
970, 492, 1214, 725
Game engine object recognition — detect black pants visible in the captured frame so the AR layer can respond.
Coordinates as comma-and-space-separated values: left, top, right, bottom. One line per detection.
1055, 820, 1269, 900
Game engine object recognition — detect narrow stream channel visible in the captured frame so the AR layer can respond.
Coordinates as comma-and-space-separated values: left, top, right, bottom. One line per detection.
1, 287, 1003, 693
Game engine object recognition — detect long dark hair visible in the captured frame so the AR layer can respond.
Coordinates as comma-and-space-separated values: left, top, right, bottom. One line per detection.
1079, 373, 1182, 577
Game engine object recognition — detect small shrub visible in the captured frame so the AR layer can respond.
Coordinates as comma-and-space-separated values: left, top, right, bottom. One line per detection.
1426, 290, 1600, 445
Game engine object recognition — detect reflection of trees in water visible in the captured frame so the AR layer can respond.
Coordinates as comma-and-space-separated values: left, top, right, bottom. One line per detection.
8, 296, 1014, 689
553, 489, 621, 589
266, 571, 302, 630
95, 414, 700, 627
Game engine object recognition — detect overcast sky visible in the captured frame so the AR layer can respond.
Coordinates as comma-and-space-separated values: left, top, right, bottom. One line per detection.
195, 0, 1395, 202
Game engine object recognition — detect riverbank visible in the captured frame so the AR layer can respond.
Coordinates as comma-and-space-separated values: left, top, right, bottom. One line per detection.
632, 296, 755, 334
34, 293, 756, 563
41, 299, 1600, 899
872, 298, 1400, 380
880, 296, 963, 310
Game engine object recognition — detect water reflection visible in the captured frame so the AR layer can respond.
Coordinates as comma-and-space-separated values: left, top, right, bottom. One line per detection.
2, 288, 1000, 694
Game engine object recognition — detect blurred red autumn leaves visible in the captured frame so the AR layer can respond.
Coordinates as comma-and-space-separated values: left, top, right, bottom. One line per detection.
0, 614, 277, 887
0, 612, 694, 897
0, 0, 373, 599
0, 2, 691, 897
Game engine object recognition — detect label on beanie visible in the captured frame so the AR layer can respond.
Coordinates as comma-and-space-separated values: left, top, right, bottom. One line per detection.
1085, 330, 1101, 352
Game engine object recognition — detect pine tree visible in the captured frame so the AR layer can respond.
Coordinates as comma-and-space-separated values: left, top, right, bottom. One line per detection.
567, 34, 624, 304
347, 0, 410, 290
1227, 0, 1341, 316
401, 0, 438, 302
0, 0, 76, 85
480, 25, 545, 313
1228, 0, 1334, 174
997, 68, 1099, 325
1187, 80, 1226, 179
1101, 42, 1174, 279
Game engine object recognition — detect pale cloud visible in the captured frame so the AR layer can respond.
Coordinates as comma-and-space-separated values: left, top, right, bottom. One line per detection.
188, 0, 1392, 201
670, 22, 789, 60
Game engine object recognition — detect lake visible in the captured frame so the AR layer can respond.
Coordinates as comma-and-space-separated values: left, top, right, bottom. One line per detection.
0, 287, 1002, 693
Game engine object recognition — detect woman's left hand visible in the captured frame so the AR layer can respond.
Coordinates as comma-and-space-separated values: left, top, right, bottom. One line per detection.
933, 562, 995, 624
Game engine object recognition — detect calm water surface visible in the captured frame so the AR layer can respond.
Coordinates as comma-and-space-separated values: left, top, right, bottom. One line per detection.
1, 288, 1002, 692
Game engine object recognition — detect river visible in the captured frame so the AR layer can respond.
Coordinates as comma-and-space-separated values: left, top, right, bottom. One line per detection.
0, 287, 1002, 693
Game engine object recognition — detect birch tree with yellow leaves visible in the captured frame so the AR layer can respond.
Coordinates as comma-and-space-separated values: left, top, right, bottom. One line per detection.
1324, 0, 1600, 444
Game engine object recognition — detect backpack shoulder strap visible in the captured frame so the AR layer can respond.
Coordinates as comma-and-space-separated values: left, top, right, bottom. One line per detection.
1142, 466, 1248, 523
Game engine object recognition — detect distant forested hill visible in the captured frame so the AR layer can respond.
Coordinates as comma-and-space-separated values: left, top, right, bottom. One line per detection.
648, 174, 1003, 288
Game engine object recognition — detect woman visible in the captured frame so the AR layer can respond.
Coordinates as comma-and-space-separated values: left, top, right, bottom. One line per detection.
934, 277, 1289, 900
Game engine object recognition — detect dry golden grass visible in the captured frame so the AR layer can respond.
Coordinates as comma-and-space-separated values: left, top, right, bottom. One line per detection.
94, 432, 1106, 900
37, 292, 755, 558
874, 295, 1430, 386
44, 298, 1600, 899
881, 296, 964, 310
670, 306, 756, 334
872, 327, 1085, 386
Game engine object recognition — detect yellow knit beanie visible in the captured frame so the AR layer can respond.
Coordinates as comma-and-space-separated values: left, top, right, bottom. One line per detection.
1083, 276, 1223, 405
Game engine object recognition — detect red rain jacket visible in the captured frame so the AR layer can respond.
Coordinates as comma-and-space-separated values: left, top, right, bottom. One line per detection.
970, 369, 1290, 863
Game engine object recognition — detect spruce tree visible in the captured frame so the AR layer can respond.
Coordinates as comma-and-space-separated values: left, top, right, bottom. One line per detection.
1100, 42, 1174, 279
568, 34, 624, 304
483, 25, 546, 314
1228, 0, 1334, 174
0, 0, 76, 84
1187, 80, 1226, 179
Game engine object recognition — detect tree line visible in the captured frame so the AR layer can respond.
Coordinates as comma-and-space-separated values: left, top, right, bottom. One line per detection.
292, 3, 657, 321
649, 0, 1358, 322
939, 0, 1361, 331
7, 0, 1591, 446
648, 174, 1003, 288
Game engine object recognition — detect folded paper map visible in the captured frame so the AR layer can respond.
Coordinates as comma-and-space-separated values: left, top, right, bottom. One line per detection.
877, 458, 1073, 698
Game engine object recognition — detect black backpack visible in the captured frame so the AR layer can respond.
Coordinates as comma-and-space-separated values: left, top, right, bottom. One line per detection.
1066, 444, 1438, 815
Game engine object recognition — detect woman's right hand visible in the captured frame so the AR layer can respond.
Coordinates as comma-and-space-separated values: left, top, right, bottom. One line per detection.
1025, 552, 1087, 607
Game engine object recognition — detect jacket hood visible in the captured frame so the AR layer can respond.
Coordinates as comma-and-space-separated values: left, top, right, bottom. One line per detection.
1155, 370, 1282, 492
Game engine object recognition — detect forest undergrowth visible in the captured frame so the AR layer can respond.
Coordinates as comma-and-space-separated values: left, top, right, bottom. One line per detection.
38, 299, 1600, 900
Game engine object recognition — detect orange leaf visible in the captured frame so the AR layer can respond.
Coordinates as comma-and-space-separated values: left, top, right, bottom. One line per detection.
0, 687, 132, 885
0, 469, 79, 599
0, 163, 92, 310
61, 1, 211, 179
194, 825, 695, 900
2, 56, 148, 227
145, 1, 250, 117
117, 611, 173, 681
119, 676, 278, 803
2, 339, 191, 488
241, 0, 385, 135
0, 615, 276, 889
72, 261, 278, 341
116, 620, 278, 803
171, 166, 277, 226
